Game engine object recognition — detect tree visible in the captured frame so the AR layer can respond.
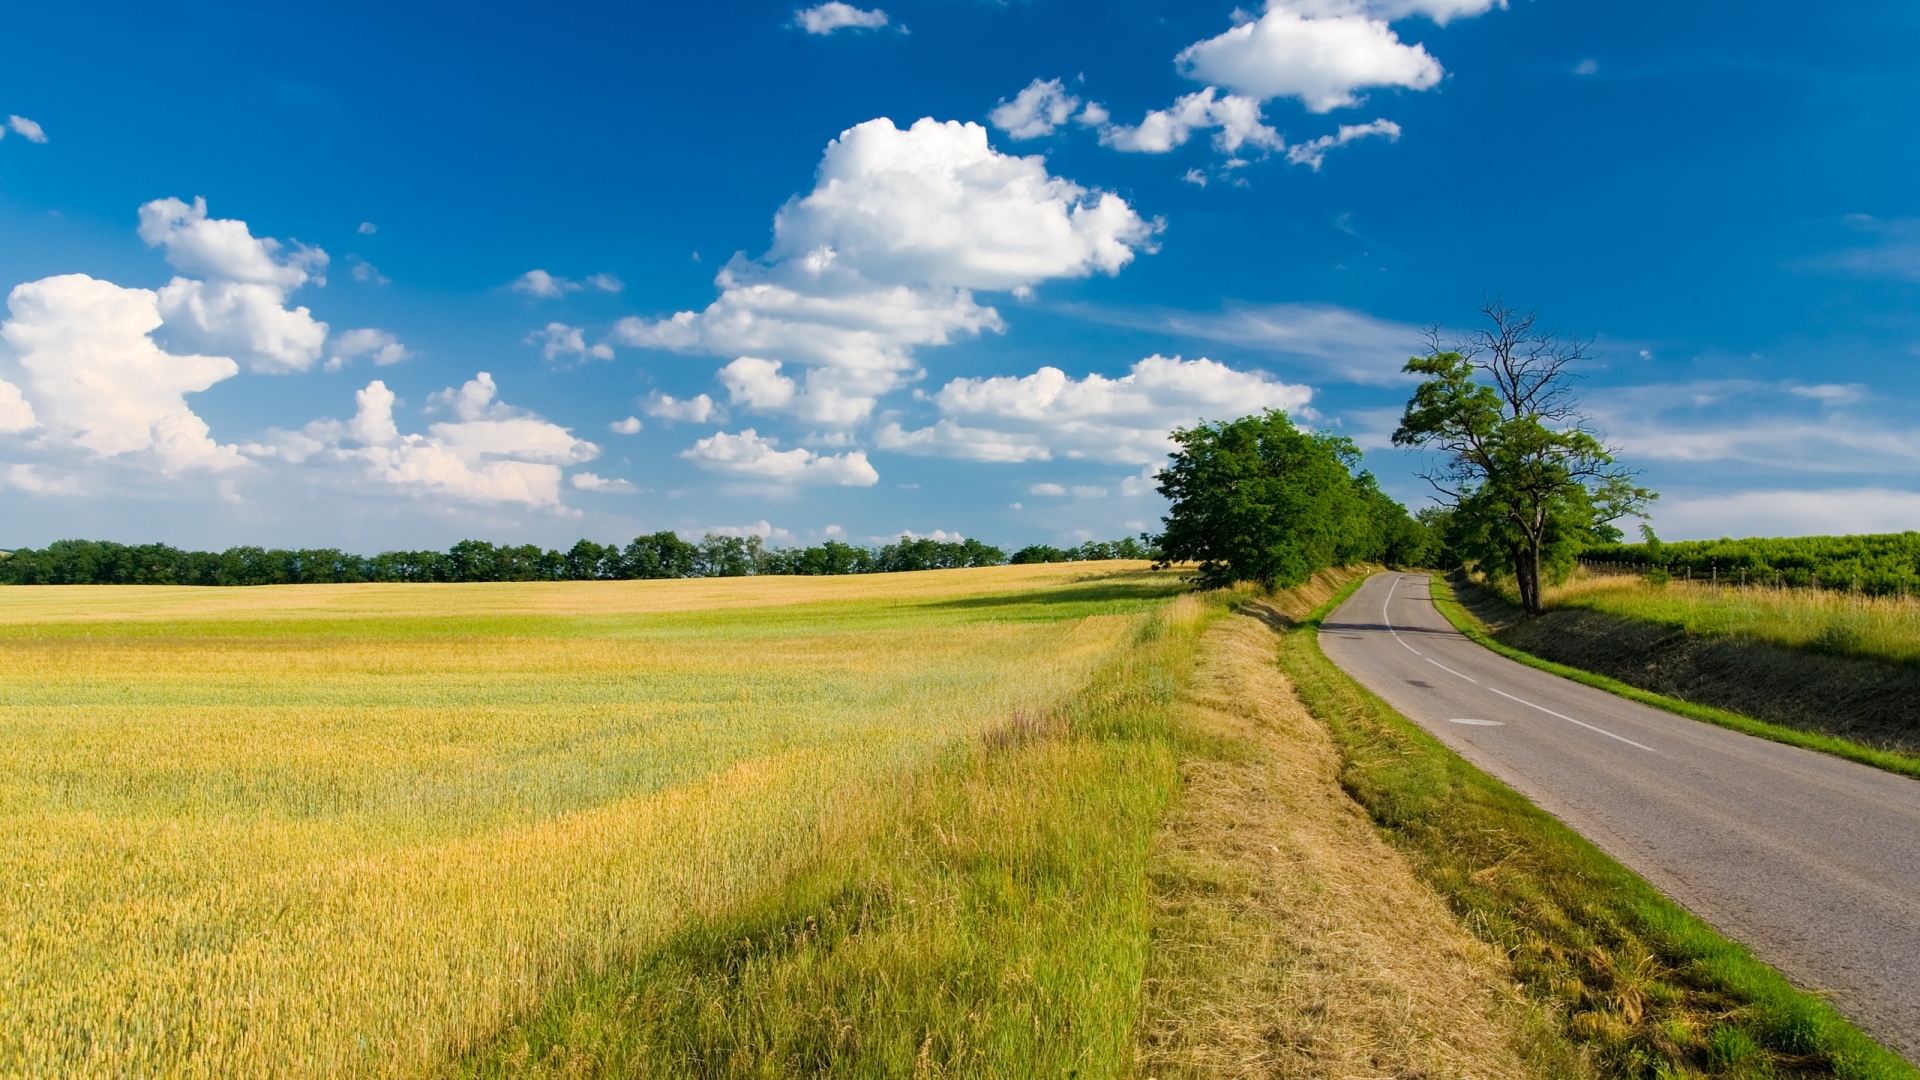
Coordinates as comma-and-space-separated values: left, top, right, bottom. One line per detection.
1392, 302, 1655, 615
1155, 410, 1379, 590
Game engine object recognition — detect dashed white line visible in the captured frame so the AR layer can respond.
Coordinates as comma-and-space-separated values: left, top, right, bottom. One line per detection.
1378, 573, 1658, 754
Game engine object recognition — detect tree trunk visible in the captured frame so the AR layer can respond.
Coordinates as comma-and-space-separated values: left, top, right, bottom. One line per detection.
1516, 541, 1544, 616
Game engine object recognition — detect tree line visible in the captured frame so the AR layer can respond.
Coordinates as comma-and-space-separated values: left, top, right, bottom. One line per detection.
0, 534, 1157, 587
1581, 531, 1920, 596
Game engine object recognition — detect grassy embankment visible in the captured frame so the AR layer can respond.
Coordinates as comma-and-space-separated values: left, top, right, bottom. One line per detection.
1433, 573, 1920, 777
0, 566, 1186, 1077
1276, 574, 1916, 1080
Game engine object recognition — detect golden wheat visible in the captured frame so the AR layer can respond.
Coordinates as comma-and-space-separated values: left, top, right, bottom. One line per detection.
0, 566, 1169, 1078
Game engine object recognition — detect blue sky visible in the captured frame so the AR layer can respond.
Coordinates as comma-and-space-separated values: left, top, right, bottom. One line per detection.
3, 0, 1919, 552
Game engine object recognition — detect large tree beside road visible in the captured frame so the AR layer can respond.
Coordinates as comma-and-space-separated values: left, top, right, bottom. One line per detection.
1393, 302, 1654, 615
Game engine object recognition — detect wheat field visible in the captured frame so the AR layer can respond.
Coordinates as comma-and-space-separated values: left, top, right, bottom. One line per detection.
0, 565, 1177, 1078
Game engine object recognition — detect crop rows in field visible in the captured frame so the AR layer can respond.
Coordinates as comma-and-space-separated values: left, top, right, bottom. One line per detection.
1583, 532, 1920, 596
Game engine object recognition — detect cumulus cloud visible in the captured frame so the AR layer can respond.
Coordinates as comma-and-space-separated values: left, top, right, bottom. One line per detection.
883, 354, 1312, 465
512, 269, 581, 298
585, 273, 624, 292
1098, 88, 1281, 154
680, 428, 879, 486
246, 373, 599, 506
643, 392, 720, 423
990, 78, 1082, 140
529, 322, 614, 363
873, 418, 1052, 462
137, 197, 330, 373
327, 327, 413, 369
608, 416, 643, 434
1178, 2, 1445, 113
357, 221, 378, 235
1073, 301, 1424, 386
6, 115, 48, 143
569, 472, 638, 493
1, 274, 243, 472
0, 463, 81, 495
611, 117, 1155, 423
795, 2, 888, 33
1284, 118, 1401, 168
1029, 482, 1066, 495
0, 378, 36, 433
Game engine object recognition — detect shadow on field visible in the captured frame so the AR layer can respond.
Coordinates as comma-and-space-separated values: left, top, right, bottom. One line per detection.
926, 576, 1189, 612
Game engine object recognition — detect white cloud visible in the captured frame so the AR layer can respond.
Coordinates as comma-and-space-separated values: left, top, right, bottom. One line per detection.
0, 463, 81, 495
608, 416, 643, 434
512, 269, 581, 298
2, 274, 243, 472
874, 418, 1052, 462
1284, 118, 1401, 168
585, 273, 624, 292
642, 392, 720, 423
700, 519, 797, 543
7, 116, 48, 143
795, 2, 888, 33
1574, 58, 1599, 76
348, 257, 388, 285
247, 373, 599, 506
328, 327, 413, 368
1072, 485, 1109, 498
1077, 301, 1423, 386
0, 378, 36, 433
1029, 482, 1066, 495
889, 354, 1313, 465
681, 428, 879, 486
357, 221, 378, 235
1099, 88, 1281, 154
718, 356, 797, 412
1120, 464, 1160, 497
1177, 2, 1446, 114
529, 322, 614, 363
569, 472, 638, 493
990, 78, 1081, 140
1652, 489, 1920, 541
136, 197, 330, 374
611, 117, 1154, 423
1789, 383, 1866, 406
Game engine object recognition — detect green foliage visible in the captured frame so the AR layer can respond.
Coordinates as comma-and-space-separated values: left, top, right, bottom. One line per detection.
1008, 537, 1155, 564
1153, 409, 1419, 589
1583, 531, 1920, 597
0, 533, 1160, 585
1392, 304, 1654, 614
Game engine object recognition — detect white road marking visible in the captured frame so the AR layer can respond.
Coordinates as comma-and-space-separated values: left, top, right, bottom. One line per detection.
1426, 657, 1478, 683
1383, 575, 1422, 656
1483, 685, 1660, 753
1381, 573, 1659, 754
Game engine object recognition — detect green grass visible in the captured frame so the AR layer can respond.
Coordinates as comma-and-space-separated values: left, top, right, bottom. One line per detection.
458, 593, 1227, 1078
1427, 575, 1920, 781
1275, 574, 1915, 1080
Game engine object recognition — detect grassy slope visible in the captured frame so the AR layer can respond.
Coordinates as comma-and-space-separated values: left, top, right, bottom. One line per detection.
1277, 575, 1915, 1080
458, 592, 1224, 1079
1430, 576, 1920, 780
0, 567, 1180, 1078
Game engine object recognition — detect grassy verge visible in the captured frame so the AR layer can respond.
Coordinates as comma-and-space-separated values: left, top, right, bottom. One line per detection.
1427, 575, 1920, 781
458, 592, 1228, 1078
1277, 574, 1915, 1080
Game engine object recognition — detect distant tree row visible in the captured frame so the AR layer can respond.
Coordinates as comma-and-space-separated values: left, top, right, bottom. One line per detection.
0, 533, 1157, 586
1581, 531, 1920, 596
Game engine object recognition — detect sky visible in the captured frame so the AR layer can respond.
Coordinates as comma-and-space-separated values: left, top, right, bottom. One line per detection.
3, 0, 1919, 553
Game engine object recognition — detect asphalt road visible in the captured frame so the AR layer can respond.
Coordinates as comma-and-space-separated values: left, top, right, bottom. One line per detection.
1319, 572, 1920, 1060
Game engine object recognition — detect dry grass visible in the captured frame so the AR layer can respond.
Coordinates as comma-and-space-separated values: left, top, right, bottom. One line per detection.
1541, 574, 1920, 667
0, 567, 1177, 1078
1136, 570, 1544, 1080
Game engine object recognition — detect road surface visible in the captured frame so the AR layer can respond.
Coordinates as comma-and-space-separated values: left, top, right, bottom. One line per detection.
1319, 572, 1920, 1060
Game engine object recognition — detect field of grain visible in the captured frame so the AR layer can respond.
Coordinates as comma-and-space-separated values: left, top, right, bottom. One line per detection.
0, 565, 1181, 1078
1545, 573, 1920, 665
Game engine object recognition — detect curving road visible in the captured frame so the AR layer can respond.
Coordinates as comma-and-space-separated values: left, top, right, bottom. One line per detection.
1320, 572, 1920, 1060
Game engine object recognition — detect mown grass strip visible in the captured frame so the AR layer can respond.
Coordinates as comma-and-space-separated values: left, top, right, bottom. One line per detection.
458, 593, 1228, 1079
1278, 574, 1915, 1080
1426, 574, 1920, 782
